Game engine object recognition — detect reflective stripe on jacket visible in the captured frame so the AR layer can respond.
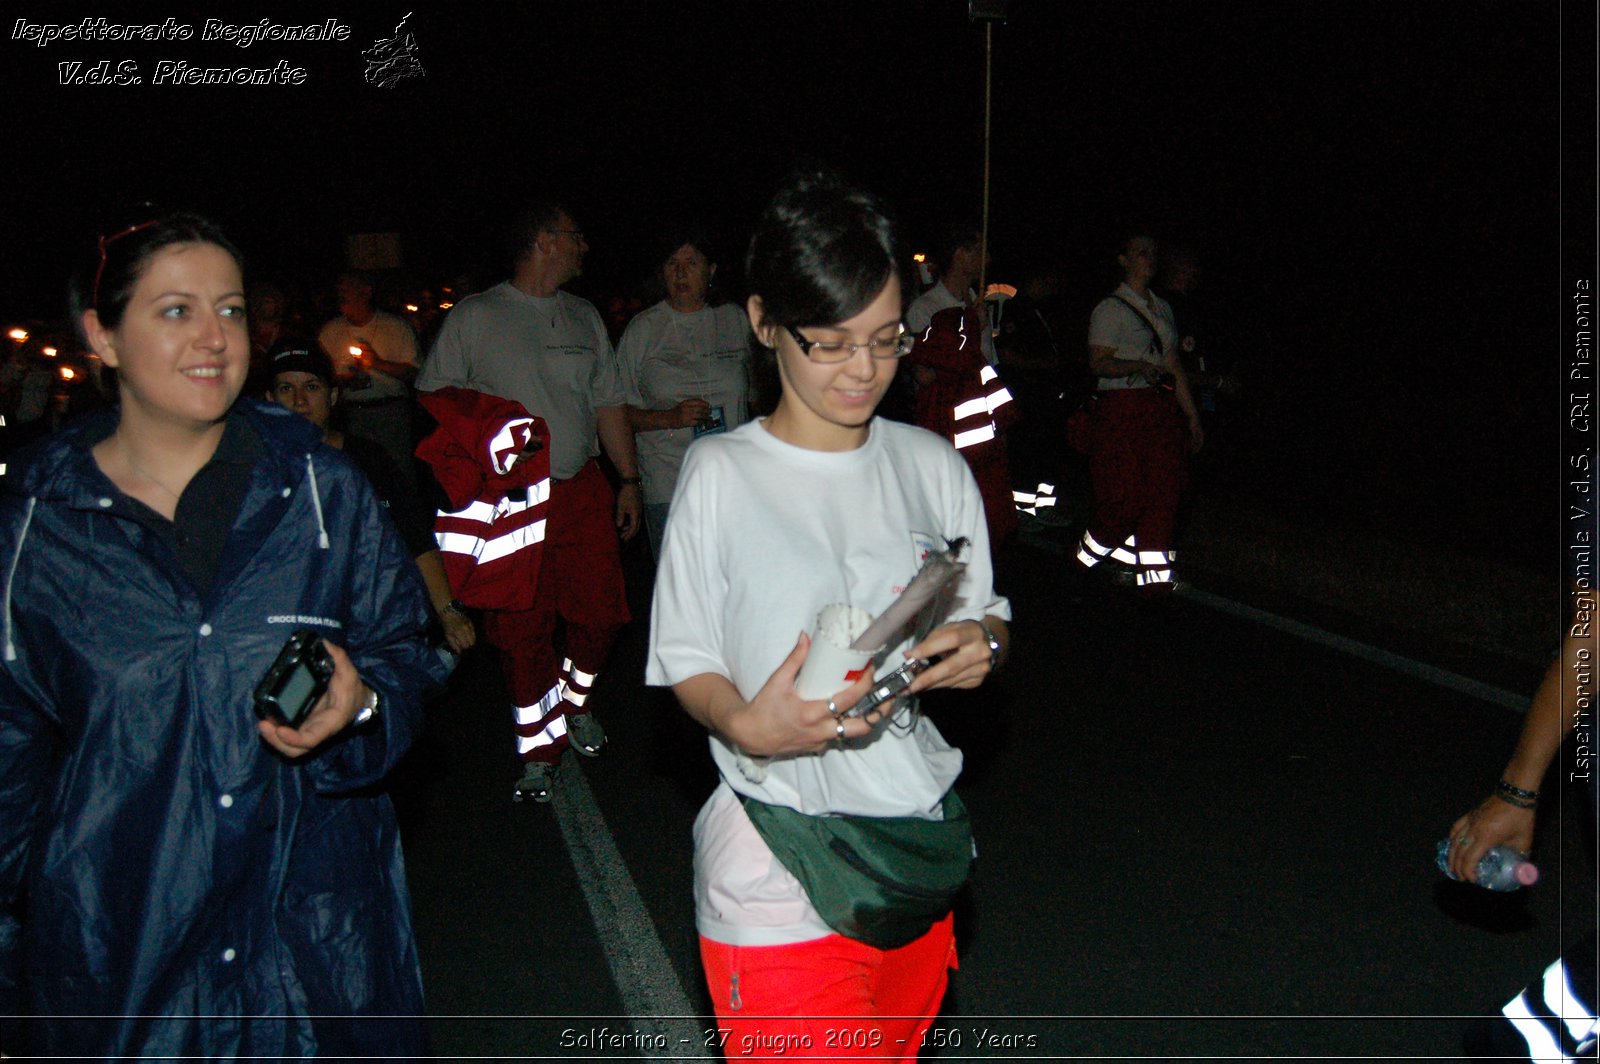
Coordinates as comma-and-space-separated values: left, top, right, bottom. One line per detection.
909, 305, 1016, 454
416, 387, 551, 611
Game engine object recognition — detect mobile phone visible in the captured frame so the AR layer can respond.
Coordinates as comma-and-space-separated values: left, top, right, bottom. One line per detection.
253, 629, 335, 726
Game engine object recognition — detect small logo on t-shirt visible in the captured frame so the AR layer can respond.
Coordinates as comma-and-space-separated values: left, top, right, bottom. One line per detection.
910, 530, 942, 567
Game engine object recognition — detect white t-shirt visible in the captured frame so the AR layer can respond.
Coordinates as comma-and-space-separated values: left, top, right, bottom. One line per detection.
1088, 283, 1177, 392
646, 417, 1012, 945
906, 283, 997, 365
616, 301, 753, 505
317, 310, 419, 402
417, 282, 624, 479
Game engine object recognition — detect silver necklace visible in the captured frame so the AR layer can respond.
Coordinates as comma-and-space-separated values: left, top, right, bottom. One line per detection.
117, 434, 186, 504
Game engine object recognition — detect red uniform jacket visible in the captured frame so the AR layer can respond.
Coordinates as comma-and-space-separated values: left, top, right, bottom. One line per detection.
908, 305, 1019, 453
908, 305, 1020, 545
415, 387, 551, 611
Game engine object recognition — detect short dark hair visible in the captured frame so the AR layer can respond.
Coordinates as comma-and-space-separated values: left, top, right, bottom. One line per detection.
1113, 229, 1157, 257
745, 166, 900, 328
70, 209, 243, 338
929, 217, 982, 276
507, 200, 571, 267
657, 225, 717, 270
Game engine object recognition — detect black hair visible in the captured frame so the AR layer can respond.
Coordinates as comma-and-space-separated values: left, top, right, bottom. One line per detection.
657, 224, 717, 270
69, 209, 243, 340
1107, 229, 1157, 284
639, 224, 720, 307
929, 216, 982, 277
507, 199, 572, 269
1112, 229, 1157, 258
745, 166, 900, 329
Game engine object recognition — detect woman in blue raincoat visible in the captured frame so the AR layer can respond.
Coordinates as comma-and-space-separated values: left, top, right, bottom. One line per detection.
0, 212, 439, 1058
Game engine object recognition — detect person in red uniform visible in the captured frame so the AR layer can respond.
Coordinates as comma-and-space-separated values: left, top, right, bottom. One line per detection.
904, 220, 1019, 549
905, 305, 1019, 549
416, 201, 641, 802
1075, 234, 1203, 593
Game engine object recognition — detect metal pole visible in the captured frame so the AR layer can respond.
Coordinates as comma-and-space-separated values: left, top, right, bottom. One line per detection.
979, 20, 993, 299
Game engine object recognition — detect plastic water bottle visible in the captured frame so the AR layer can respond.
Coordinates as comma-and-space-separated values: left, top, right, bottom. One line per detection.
1435, 839, 1539, 891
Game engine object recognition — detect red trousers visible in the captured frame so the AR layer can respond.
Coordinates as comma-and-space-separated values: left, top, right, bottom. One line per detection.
698, 915, 957, 1062
963, 438, 1018, 550
1081, 388, 1187, 588
483, 460, 629, 763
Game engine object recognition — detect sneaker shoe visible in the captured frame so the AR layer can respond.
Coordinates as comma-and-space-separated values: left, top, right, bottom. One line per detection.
512, 761, 558, 803
566, 712, 606, 757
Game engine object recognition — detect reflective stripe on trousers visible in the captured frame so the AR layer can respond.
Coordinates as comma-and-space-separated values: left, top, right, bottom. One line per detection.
1501, 955, 1599, 1061
1077, 530, 1175, 581
513, 658, 601, 756
1014, 481, 1057, 516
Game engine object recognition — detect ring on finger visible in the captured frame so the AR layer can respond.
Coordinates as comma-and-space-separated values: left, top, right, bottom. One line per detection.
827, 698, 839, 719
835, 720, 846, 740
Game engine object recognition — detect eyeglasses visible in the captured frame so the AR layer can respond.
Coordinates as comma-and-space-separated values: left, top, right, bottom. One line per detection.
92, 219, 160, 309
783, 324, 915, 363
551, 228, 585, 242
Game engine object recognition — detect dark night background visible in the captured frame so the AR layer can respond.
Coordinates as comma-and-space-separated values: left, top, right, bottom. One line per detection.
0, 0, 1584, 569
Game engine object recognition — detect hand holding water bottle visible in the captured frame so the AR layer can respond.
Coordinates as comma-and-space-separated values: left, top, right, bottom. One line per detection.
1447, 784, 1537, 885
1436, 837, 1538, 892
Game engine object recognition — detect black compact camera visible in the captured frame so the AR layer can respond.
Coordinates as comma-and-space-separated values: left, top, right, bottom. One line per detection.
253, 628, 335, 726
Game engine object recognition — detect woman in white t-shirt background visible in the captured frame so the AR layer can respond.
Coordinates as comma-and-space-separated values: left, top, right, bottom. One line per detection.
646, 168, 1011, 1059
618, 229, 754, 559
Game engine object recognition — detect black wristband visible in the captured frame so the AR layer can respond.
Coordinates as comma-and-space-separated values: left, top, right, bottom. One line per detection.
1496, 778, 1539, 804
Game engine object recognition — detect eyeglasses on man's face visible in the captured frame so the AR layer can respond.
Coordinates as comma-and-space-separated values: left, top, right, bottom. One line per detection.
783, 323, 914, 363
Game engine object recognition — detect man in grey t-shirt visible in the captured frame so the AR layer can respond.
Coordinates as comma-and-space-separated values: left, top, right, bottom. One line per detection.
418, 202, 641, 803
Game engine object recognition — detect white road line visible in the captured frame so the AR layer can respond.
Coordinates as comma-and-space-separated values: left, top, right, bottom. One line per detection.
1175, 585, 1531, 713
552, 758, 705, 1058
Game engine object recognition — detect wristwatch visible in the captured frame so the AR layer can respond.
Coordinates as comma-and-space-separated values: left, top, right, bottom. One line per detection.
354, 686, 380, 726
976, 620, 1003, 670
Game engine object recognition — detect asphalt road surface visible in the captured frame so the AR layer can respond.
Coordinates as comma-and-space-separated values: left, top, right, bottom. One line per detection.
395, 527, 1593, 1062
